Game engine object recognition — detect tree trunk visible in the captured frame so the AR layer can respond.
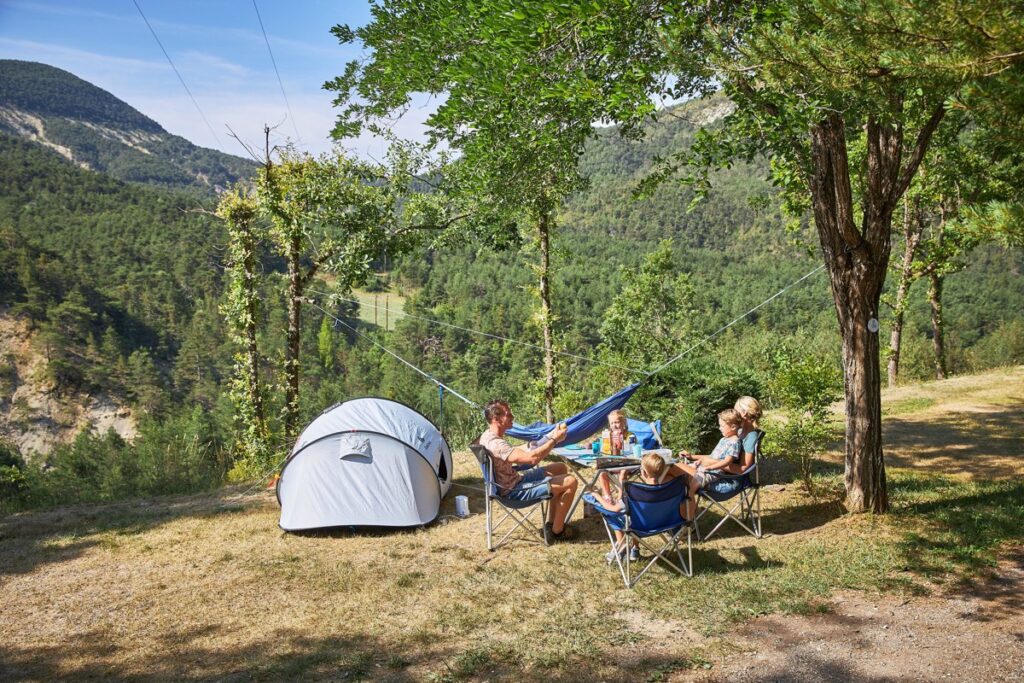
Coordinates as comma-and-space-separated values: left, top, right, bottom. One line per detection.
808, 113, 891, 514
284, 231, 303, 441
929, 271, 946, 380
538, 209, 555, 423
887, 199, 923, 387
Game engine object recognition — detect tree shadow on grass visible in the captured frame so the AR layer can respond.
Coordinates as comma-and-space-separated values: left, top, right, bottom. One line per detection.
0, 625, 716, 682
695, 496, 845, 543
0, 486, 268, 578
882, 400, 1024, 480
892, 476, 1024, 590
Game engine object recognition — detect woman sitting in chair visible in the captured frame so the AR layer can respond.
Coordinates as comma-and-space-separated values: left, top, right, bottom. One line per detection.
734, 395, 763, 471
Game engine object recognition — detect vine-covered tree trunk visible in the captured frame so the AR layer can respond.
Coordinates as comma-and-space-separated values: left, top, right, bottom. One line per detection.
284, 232, 303, 441
241, 227, 264, 429
929, 271, 947, 380
888, 200, 923, 387
538, 208, 555, 423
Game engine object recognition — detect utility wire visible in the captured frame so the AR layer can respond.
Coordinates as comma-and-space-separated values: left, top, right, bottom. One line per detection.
252, 0, 301, 143
647, 263, 828, 377
132, 0, 222, 146
306, 289, 647, 375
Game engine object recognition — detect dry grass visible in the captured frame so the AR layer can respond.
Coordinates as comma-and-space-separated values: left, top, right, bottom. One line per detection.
1, 367, 1022, 681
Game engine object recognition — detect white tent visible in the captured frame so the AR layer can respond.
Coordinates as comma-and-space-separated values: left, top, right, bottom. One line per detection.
277, 397, 454, 531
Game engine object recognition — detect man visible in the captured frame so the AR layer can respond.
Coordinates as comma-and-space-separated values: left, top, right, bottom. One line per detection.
478, 399, 579, 539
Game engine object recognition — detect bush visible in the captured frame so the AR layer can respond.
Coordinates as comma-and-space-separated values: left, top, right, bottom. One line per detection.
968, 319, 1024, 371
763, 349, 842, 494
638, 357, 763, 452
0, 438, 28, 510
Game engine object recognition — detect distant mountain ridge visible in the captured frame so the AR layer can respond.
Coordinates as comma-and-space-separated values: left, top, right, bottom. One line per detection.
0, 60, 255, 191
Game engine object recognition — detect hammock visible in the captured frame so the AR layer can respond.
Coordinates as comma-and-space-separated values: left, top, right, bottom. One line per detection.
505, 383, 640, 445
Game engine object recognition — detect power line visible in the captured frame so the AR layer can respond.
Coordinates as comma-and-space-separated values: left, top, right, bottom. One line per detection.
306, 289, 648, 375
252, 0, 301, 143
132, 0, 222, 147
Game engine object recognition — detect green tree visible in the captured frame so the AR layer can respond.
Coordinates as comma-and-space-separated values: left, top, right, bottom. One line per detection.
217, 187, 269, 470
317, 315, 336, 371
598, 240, 697, 371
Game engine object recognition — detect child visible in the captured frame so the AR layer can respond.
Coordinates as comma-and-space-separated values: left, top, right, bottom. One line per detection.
594, 409, 630, 504
608, 409, 629, 455
676, 408, 744, 520
598, 451, 682, 563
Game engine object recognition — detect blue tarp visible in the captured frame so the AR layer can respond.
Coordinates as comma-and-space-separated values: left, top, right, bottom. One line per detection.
627, 418, 663, 450
506, 383, 641, 445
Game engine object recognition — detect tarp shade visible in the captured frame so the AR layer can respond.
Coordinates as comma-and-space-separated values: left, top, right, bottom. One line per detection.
506, 383, 641, 444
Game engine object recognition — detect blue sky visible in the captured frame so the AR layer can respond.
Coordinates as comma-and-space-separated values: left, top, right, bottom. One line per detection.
0, 0, 433, 157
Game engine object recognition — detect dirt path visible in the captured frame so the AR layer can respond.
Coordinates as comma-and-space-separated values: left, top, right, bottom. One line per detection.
675, 546, 1024, 682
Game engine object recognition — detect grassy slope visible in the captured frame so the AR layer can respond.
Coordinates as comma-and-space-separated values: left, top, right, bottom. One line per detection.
0, 367, 1021, 681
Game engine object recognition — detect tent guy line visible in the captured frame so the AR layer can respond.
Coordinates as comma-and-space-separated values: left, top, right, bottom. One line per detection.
646, 263, 828, 377
307, 301, 480, 408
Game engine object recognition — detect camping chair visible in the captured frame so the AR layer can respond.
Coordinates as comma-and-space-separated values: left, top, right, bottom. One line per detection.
694, 430, 764, 541
469, 443, 551, 551
584, 477, 693, 588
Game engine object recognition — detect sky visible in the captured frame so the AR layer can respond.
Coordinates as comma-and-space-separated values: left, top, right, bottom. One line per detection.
0, 0, 435, 158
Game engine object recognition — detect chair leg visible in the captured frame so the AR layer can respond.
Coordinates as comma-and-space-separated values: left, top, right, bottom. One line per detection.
486, 496, 494, 551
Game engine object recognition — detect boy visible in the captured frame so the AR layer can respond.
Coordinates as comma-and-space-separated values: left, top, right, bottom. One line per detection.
676, 408, 744, 520
595, 451, 683, 563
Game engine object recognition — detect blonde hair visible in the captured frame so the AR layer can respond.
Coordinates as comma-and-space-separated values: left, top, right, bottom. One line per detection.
608, 409, 627, 429
718, 408, 743, 429
641, 452, 667, 481
734, 396, 762, 427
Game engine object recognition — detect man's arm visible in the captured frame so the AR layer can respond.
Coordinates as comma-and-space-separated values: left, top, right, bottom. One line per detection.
505, 423, 568, 465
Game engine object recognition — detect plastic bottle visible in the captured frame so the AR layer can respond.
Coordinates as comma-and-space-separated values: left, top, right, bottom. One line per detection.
600, 429, 611, 455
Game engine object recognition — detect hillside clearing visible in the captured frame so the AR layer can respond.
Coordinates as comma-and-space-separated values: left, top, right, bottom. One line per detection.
1, 368, 1022, 681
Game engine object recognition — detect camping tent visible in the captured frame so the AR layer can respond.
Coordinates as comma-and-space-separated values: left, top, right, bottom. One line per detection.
277, 397, 453, 531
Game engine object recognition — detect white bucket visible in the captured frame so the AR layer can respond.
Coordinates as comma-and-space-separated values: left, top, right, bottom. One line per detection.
455, 495, 470, 518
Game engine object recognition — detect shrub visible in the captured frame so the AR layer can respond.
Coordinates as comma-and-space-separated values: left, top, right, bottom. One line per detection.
762, 349, 842, 494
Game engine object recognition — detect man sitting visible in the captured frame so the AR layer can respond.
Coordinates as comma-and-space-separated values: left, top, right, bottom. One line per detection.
479, 399, 579, 540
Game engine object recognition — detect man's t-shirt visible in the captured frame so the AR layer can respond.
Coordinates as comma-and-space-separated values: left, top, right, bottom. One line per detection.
479, 428, 523, 494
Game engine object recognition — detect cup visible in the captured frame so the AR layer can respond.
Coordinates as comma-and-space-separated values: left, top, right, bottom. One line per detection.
592, 440, 601, 455
455, 495, 470, 518
632, 442, 643, 458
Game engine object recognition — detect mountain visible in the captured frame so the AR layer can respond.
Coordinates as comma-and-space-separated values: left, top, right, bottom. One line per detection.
0, 60, 256, 192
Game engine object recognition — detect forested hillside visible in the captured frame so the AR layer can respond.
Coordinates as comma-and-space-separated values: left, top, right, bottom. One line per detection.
0, 60, 256, 191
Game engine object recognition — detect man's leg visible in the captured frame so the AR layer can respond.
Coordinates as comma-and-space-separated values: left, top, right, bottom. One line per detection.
547, 473, 578, 534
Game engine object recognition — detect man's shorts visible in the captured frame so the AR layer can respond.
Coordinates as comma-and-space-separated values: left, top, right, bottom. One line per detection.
501, 467, 552, 502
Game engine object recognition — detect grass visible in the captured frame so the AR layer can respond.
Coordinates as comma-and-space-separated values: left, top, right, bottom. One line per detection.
349, 288, 409, 331
1, 367, 1022, 681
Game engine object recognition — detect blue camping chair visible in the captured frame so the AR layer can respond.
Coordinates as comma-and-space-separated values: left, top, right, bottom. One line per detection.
694, 430, 764, 541
469, 442, 551, 551
584, 477, 693, 588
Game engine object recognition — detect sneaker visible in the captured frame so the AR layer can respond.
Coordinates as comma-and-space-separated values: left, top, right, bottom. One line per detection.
605, 547, 625, 564
628, 546, 640, 562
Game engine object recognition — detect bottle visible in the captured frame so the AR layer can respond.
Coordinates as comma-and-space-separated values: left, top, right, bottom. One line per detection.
600, 429, 611, 455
